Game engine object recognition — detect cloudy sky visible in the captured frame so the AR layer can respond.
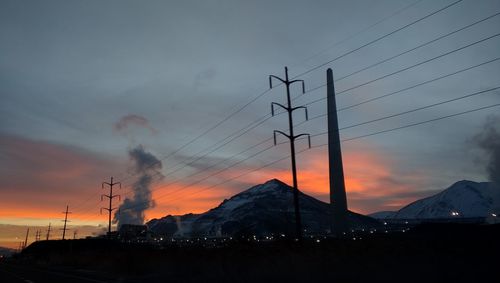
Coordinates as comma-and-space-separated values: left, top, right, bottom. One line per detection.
1, 0, 499, 246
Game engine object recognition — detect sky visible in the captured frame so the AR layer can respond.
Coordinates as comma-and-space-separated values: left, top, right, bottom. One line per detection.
1, 0, 500, 248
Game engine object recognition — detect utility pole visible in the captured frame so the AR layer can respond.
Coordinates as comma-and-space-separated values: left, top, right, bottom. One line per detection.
35, 230, 40, 241
46, 223, 51, 240
61, 205, 71, 240
101, 177, 121, 236
327, 68, 349, 236
269, 66, 311, 241
23, 228, 29, 249
73, 230, 78, 240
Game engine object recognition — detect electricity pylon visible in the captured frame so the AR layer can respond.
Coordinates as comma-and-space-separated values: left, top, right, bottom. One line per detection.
61, 205, 71, 240
101, 177, 121, 236
269, 66, 311, 240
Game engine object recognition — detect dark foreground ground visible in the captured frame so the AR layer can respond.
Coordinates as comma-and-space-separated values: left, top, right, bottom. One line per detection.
1, 223, 499, 283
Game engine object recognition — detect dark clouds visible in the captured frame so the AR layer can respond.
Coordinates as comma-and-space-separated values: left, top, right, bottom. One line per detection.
114, 114, 158, 135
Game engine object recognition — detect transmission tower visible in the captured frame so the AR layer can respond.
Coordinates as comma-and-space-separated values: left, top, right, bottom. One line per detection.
61, 205, 71, 240
23, 227, 29, 249
101, 177, 121, 236
46, 223, 51, 240
269, 66, 311, 240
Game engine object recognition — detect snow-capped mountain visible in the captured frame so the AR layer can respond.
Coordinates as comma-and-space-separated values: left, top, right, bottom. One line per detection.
370, 180, 500, 219
148, 179, 380, 237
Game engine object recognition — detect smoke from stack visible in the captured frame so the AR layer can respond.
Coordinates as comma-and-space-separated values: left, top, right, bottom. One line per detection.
114, 145, 163, 227
474, 115, 500, 214
474, 115, 500, 187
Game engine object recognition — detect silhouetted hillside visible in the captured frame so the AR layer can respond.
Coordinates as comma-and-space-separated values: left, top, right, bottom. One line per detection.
5, 224, 499, 282
148, 179, 380, 236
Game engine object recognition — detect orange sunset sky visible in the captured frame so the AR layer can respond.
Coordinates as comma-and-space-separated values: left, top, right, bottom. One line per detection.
0, 136, 438, 249
2, 0, 499, 250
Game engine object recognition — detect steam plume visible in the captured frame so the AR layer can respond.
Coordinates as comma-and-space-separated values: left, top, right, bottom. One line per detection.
474, 115, 500, 187
114, 145, 163, 227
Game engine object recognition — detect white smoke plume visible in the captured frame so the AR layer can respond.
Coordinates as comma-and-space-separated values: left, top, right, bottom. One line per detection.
114, 145, 163, 227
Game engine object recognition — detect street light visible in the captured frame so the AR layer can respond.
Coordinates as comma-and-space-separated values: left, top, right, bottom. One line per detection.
491, 213, 498, 224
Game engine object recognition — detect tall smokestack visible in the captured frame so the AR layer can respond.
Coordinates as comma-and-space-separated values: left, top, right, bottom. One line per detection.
114, 145, 163, 227
327, 68, 349, 236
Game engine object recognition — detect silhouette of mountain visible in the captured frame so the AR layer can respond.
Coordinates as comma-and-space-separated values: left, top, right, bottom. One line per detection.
370, 180, 500, 219
148, 179, 380, 237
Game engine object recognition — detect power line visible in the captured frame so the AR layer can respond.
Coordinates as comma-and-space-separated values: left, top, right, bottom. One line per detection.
334, 11, 500, 82
336, 32, 500, 95
67, 1, 500, 224
147, 102, 500, 208
121, 113, 278, 191
116, 88, 275, 185
73, 141, 279, 223
305, 85, 500, 128
112, 0, 464, 186
71, 98, 281, 216
103, 95, 500, 218
109, 140, 275, 212
287, 10, 500, 107
337, 57, 500, 112
118, 143, 277, 214
71, 136, 275, 220
68, 0, 482, 220
126, 138, 274, 197
291, 0, 464, 79
301, 33, 500, 107
103, 0, 472, 196
72, 56, 500, 224
73, 98, 499, 226
340, 103, 500, 142
291, 0, 425, 67
119, 12, 500, 191
74, 54, 500, 221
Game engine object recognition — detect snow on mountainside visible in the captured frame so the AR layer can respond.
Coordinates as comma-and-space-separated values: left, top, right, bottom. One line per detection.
148, 179, 380, 237
370, 180, 500, 219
